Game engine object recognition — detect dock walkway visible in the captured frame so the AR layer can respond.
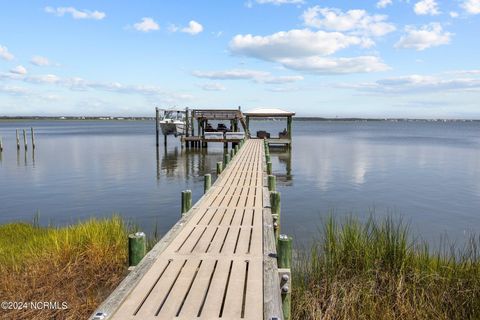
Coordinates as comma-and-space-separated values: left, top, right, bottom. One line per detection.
92, 139, 283, 320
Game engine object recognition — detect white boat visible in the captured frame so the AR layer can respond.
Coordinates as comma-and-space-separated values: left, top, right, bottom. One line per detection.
158, 109, 186, 137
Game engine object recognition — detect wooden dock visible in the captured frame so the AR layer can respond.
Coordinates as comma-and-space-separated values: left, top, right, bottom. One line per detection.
91, 139, 284, 320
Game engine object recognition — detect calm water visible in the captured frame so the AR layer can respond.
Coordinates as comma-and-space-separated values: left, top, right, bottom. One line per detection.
0, 120, 479, 246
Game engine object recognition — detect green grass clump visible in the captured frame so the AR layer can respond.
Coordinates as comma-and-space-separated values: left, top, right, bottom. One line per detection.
292, 216, 480, 320
0, 216, 129, 320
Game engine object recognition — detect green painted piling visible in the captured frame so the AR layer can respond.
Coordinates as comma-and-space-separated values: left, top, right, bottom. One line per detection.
0, 137, 3, 152
270, 191, 281, 241
128, 232, 146, 267
224, 153, 230, 167
216, 161, 223, 175
235, 145, 239, 153
268, 175, 276, 191
230, 149, 234, 158
266, 154, 270, 163
278, 234, 293, 320
181, 190, 192, 215
267, 161, 272, 175
204, 174, 211, 193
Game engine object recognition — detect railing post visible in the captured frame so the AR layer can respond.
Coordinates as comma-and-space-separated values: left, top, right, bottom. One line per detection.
278, 234, 292, 320
181, 190, 192, 215
216, 161, 223, 175
128, 232, 146, 267
204, 174, 211, 193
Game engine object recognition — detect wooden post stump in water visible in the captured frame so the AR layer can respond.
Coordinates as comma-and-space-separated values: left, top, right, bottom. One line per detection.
181, 190, 192, 215
0, 137, 3, 152
30, 127, 35, 149
267, 161, 272, 175
128, 232, 146, 267
268, 175, 276, 191
278, 234, 292, 320
155, 107, 160, 147
16, 130, 20, 150
224, 153, 230, 167
23, 129, 27, 150
230, 149, 234, 159
216, 161, 223, 174
204, 174, 211, 193
266, 154, 271, 163
235, 145, 239, 153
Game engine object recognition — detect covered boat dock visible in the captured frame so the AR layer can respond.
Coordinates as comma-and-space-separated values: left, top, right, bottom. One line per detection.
244, 108, 295, 148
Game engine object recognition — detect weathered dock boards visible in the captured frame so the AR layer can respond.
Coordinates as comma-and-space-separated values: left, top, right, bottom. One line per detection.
92, 139, 282, 320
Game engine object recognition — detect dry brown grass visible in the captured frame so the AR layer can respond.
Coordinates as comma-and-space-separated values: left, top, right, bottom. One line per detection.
0, 216, 128, 320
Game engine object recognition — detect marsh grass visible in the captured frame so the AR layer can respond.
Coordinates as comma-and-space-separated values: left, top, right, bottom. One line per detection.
0, 215, 129, 319
292, 216, 480, 319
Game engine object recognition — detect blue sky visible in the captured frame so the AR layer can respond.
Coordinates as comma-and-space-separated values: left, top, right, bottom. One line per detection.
0, 0, 479, 118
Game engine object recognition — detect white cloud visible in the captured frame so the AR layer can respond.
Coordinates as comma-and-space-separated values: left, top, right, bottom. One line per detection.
25, 74, 61, 84
337, 72, 480, 94
377, 0, 393, 8
10, 65, 27, 75
199, 83, 226, 91
302, 6, 396, 37
449, 11, 460, 18
278, 56, 389, 74
461, 0, 480, 14
133, 17, 160, 32
0, 85, 29, 95
255, 0, 304, 4
44, 6, 106, 20
395, 23, 452, 51
181, 20, 204, 35
230, 29, 364, 60
192, 69, 304, 83
0, 45, 14, 61
414, 0, 440, 15
30, 56, 51, 66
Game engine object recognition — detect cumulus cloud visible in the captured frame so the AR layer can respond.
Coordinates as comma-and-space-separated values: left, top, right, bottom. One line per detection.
229, 29, 389, 74
377, 0, 393, 8
461, 0, 480, 14
414, 0, 440, 15
302, 6, 396, 37
199, 83, 226, 91
395, 23, 452, 51
0, 85, 29, 95
181, 20, 204, 35
0, 45, 14, 61
30, 56, 51, 66
133, 17, 160, 32
10, 65, 27, 75
44, 6, 106, 20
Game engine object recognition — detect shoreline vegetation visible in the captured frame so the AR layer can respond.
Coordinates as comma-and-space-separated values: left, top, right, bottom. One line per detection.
1, 216, 479, 319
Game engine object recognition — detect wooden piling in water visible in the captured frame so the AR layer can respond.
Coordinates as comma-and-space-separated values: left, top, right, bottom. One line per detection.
128, 232, 146, 267
216, 161, 223, 174
278, 234, 292, 320
204, 174, 211, 193
224, 153, 230, 166
230, 149, 234, 159
181, 190, 192, 215
23, 129, 27, 150
267, 161, 272, 175
30, 127, 35, 149
16, 129, 20, 150
268, 175, 276, 191
155, 107, 160, 147
0, 137, 3, 152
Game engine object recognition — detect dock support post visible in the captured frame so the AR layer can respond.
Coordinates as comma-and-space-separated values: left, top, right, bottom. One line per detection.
230, 149, 234, 159
278, 234, 292, 320
16, 129, 20, 150
270, 191, 281, 241
216, 161, 223, 175
268, 175, 276, 191
181, 190, 192, 215
155, 107, 160, 147
23, 129, 27, 150
204, 174, 211, 193
128, 232, 146, 267
0, 136, 3, 152
234, 145, 239, 153
31, 127, 35, 149
266, 154, 270, 163
267, 161, 272, 175
224, 153, 230, 167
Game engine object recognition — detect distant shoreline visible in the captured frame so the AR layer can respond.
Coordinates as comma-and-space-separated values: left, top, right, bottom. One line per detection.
0, 116, 479, 122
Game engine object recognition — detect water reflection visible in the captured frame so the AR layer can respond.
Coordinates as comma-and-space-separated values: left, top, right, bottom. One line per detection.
270, 147, 293, 185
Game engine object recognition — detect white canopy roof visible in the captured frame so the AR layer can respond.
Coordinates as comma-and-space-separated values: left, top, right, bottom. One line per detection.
243, 108, 295, 117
